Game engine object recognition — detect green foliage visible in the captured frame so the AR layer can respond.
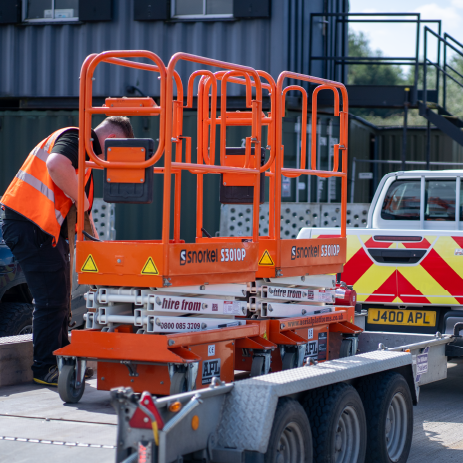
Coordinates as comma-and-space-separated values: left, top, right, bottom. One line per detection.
348, 31, 406, 86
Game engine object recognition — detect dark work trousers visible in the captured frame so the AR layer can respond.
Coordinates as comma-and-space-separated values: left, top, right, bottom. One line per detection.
1, 218, 70, 377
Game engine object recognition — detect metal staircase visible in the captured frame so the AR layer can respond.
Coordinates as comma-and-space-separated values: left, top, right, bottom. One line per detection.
418, 29, 463, 147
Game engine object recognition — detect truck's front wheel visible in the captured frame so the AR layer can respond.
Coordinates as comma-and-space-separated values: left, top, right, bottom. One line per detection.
357, 372, 413, 463
264, 398, 313, 463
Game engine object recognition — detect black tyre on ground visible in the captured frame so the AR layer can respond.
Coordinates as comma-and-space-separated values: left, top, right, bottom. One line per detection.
169, 371, 187, 395
0, 302, 33, 337
58, 364, 85, 404
304, 382, 367, 463
357, 372, 413, 463
264, 398, 313, 463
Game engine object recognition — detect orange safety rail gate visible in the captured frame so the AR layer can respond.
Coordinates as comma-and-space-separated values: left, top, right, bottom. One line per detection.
75, 51, 275, 288
254, 71, 349, 278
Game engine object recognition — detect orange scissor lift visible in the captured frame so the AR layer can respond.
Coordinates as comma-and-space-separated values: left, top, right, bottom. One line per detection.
54, 51, 360, 403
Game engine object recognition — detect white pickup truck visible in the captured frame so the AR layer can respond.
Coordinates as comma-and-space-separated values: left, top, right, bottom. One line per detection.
298, 170, 463, 338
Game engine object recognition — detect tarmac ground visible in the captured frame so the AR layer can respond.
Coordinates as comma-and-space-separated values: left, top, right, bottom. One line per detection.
0, 359, 462, 463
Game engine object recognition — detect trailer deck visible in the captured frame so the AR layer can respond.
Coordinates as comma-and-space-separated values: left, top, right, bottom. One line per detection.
1, 358, 462, 463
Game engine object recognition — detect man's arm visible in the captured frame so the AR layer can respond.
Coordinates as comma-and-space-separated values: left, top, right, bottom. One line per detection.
46, 153, 90, 211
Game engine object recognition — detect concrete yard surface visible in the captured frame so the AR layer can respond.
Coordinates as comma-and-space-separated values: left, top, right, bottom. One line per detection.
408, 359, 463, 463
0, 361, 462, 462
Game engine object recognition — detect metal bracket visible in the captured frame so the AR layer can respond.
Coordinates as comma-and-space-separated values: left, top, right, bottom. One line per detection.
296, 344, 307, 368
186, 362, 199, 392
344, 335, 359, 355
121, 360, 139, 377
75, 358, 87, 389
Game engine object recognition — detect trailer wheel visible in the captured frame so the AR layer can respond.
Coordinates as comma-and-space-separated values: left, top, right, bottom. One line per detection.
357, 372, 413, 463
58, 364, 85, 404
304, 383, 366, 463
170, 372, 187, 395
264, 398, 313, 463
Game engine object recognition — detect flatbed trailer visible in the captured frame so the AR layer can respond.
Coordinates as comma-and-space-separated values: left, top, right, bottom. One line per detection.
43, 50, 463, 463
111, 329, 462, 463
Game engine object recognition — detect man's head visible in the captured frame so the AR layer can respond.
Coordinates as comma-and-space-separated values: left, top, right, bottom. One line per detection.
94, 116, 134, 153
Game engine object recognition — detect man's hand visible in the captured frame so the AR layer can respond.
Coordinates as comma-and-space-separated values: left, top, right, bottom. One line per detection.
47, 153, 89, 210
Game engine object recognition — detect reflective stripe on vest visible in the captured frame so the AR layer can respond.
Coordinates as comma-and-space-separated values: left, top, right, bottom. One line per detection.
0, 127, 93, 246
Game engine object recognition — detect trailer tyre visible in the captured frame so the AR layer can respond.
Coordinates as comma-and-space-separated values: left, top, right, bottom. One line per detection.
264, 398, 313, 463
58, 364, 85, 404
357, 372, 413, 463
304, 383, 367, 463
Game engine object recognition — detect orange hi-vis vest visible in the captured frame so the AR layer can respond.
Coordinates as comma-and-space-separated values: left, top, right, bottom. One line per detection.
0, 127, 93, 246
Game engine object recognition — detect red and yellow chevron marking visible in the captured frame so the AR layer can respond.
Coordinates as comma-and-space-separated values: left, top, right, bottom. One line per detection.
341, 234, 463, 305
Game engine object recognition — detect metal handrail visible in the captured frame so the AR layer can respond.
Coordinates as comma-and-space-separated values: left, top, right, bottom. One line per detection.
423, 27, 463, 113
308, 12, 442, 107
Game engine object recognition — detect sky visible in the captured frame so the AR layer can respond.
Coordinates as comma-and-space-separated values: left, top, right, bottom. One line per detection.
349, 0, 463, 61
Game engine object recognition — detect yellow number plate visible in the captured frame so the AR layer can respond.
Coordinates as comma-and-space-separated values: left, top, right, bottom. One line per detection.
368, 308, 436, 327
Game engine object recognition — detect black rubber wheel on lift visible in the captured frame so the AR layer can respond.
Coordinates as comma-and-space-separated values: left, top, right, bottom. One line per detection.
170, 371, 187, 395
282, 352, 296, 370
58, 364, 85, 404
264, 398, 313, 463
304, 382, 367, 463
339, 339, 354, 358
250, 356, 265, 377
357, 372, 413, 463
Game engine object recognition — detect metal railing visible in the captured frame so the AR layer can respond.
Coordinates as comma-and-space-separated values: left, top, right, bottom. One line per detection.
309, 13, 442, 106
423, 27, 463, 113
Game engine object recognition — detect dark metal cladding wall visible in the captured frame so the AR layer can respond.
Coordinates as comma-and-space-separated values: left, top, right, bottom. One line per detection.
0, 1, 272, 98
0, 0, 346, 99
348, 117, 376, 203
378, 128, 463, 176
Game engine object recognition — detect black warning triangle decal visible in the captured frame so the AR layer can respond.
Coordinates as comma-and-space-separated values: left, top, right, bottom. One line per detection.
81, 254, 98, 272
258, 249, 274, 266
141, 257, 159, 275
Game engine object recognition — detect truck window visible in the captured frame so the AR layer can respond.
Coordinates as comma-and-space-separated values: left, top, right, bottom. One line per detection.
425, 179, 456, 221
381, 180, 420, 220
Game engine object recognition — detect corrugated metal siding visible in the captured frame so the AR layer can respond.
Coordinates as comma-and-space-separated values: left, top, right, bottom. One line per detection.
0, 110, 277, 243
0, 0, 339, 99
349, 118, 375, 203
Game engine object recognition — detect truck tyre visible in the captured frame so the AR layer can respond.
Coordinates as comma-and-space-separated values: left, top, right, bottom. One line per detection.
170, 372, 187, 395
58, 364, 85, 404
304, 383, 367, 463
0, 302, 33, 337
264, 398, 313, 463
357, 372, 413, 463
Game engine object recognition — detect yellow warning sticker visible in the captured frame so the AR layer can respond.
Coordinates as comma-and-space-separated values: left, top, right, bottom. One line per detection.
81, 254, 98, 273
258, 249, 274, 266
141, 257, 159, 275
